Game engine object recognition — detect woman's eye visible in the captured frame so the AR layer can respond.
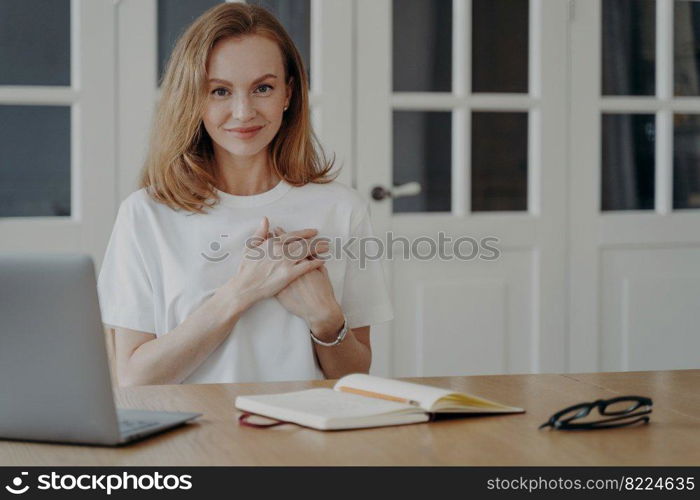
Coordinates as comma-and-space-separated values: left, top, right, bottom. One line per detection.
255, 84, 273, 94
210, 85, 272, 97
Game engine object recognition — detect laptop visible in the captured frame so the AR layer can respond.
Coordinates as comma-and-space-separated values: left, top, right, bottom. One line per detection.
0, 253, 201, 446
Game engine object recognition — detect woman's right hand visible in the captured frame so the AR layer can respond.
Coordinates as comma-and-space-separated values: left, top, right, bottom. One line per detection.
222, 216, 327, 310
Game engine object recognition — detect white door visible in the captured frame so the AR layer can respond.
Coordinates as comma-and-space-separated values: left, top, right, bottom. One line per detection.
356, 0, 569, 377
569, 0, 700, 372
0, 0, 117, 267
116, 0, 354, 200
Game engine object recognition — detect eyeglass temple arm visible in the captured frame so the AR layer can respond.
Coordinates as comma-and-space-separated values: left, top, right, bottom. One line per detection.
586, 415, 650, 429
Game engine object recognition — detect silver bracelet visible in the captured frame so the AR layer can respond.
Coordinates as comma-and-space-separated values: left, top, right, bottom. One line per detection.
310, 314, 348, 347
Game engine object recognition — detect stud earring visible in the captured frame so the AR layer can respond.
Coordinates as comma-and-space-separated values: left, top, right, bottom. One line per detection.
284, 105, 288, 111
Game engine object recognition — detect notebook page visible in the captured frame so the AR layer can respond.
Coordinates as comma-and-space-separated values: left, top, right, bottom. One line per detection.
334, 374, 453, 411
236, 388, 418, 421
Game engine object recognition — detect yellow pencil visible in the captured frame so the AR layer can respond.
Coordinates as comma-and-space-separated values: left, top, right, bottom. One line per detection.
338, 386, 420, 407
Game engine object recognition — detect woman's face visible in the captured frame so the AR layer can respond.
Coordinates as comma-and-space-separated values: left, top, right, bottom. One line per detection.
202, 35, 291, 161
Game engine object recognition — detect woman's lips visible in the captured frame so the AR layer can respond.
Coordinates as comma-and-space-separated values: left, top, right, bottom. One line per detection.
225, 125, 263, 139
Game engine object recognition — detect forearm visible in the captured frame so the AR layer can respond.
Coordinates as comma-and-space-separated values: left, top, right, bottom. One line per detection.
313, 328, 371, 379
122, 285, 247, 386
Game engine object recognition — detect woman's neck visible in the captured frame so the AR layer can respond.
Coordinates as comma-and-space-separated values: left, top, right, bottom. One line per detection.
215, 148, 280, 196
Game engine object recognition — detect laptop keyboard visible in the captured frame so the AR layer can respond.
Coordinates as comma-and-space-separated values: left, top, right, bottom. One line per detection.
119, 419, 160, 434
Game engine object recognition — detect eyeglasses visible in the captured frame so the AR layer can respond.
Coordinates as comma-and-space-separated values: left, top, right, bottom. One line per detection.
539, 396, 653, 430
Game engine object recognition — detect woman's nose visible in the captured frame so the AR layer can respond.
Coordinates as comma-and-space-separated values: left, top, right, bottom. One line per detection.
231, 94, 256, 122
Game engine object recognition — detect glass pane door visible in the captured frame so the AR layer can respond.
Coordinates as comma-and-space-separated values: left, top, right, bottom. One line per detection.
357, 0, 569, 377
0, 0, 72, 217
569, 0, 700, 373
390, 0, 532, 215
0, 0, 117, 264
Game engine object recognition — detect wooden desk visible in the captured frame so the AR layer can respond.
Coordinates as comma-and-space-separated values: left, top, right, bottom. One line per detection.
2, 370, 699, 465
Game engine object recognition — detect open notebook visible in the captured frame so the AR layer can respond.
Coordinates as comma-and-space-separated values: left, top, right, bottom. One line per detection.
234, 374, 524, 431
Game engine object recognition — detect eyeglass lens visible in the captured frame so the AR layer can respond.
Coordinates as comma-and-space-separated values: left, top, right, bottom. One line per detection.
556, 404, 593, 424
601, 398, 645, 416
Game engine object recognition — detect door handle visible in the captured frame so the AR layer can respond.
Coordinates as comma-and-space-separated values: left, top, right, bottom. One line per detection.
370, 182, 422, 201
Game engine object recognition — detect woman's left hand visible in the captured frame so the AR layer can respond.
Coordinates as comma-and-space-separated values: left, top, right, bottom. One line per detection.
273, 226, 345, 339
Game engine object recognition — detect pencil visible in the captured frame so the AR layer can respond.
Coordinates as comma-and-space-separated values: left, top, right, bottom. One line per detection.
338, 386, 421, 406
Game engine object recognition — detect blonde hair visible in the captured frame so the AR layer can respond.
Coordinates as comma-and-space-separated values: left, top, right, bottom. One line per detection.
140, 3, 336, 213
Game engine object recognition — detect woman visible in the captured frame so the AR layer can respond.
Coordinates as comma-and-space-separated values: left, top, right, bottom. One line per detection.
97, 3, 392, 386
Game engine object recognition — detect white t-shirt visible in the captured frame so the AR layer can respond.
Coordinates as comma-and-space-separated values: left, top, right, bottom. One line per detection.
97, 179, 393, 384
